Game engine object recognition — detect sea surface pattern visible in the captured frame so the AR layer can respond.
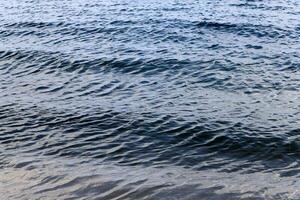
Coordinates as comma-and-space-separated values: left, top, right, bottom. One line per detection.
0, 0, 300, 199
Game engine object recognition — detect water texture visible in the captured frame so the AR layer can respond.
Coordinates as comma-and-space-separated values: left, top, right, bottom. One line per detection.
0, 0, 300, 199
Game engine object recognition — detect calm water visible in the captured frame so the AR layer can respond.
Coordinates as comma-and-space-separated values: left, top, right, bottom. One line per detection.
1, 0, 300, 199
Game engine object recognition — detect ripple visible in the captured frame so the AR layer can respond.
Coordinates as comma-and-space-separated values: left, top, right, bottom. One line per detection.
0, 0, 300, 199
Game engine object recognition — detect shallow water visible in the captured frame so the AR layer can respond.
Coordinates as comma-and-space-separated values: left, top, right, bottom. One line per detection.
0, 0, 300, 199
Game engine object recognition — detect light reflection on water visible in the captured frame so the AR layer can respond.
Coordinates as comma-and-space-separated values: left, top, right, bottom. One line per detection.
0, 0, 300, 199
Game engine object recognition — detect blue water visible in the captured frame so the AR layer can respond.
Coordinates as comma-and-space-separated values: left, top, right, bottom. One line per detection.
1, 0, 300, 199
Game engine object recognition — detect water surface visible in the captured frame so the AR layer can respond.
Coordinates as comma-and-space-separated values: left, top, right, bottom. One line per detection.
0, 0, 300, 199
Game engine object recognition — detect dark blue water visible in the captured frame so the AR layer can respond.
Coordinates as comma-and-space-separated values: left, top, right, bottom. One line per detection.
1, 0, 300, 199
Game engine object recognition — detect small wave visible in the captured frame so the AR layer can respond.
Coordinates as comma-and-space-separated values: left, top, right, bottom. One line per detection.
1, 102, 300, 173
3, 21, 69, 29
0, 50, 207, 75
196, 21, 291, 38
